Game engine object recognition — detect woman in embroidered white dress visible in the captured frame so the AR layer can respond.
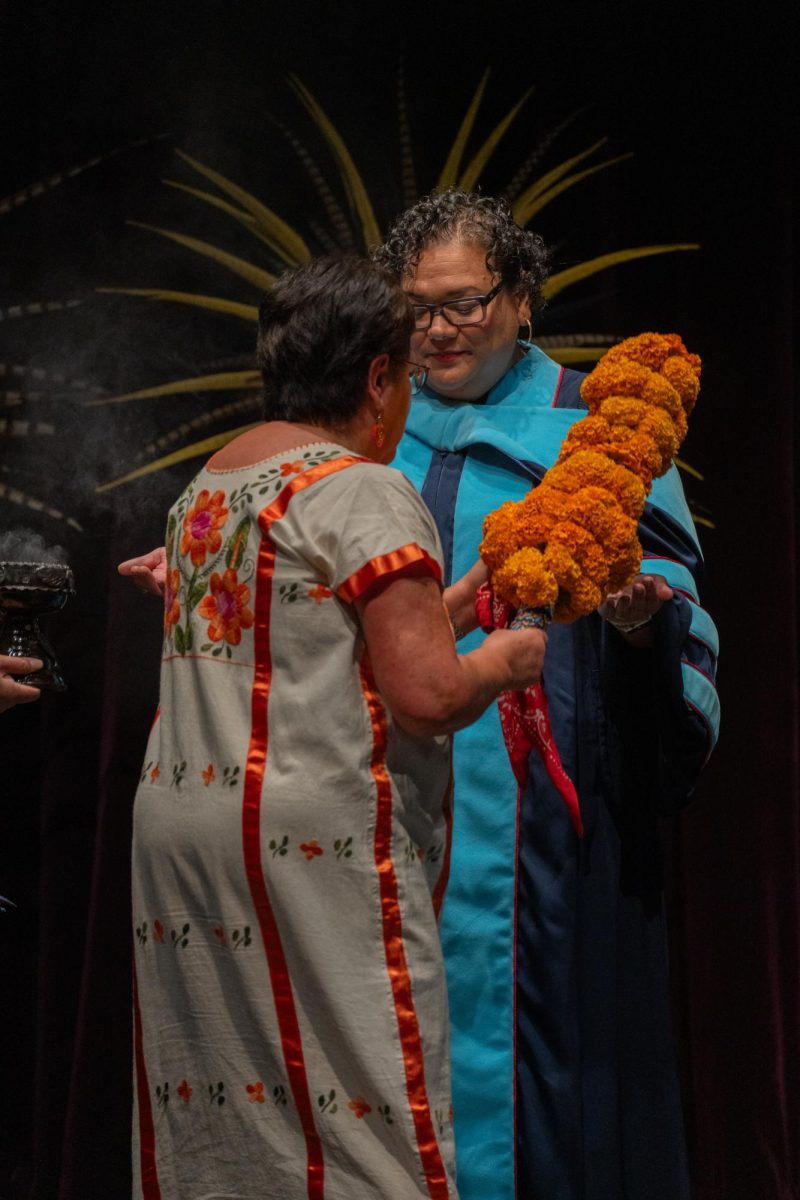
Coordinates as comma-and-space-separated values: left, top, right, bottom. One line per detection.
122, 256, 546, 1200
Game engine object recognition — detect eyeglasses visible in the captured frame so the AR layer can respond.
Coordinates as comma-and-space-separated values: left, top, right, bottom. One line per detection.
409, 281, 504, 331
405, 360, 428, 390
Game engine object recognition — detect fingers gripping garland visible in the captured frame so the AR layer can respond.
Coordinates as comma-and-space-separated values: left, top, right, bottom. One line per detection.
476, 333, 701, 837
480, 333, 701, 621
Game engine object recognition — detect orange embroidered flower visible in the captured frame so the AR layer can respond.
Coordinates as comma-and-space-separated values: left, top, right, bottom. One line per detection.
163, 568, 181, 635
201, 763, 215, 787
150, 762, 161, 782
480, 333, 701, 623
348, 1096, 372, 1119
213, 925, 226, 943
177, 1079, 192, 1103
279, 460, 306, 476
299, 840, 323, 860
307, 584, 332, 604
246, 1082, 265, 1103
180, 489, 229, 567
198, 569, 255, 646
153, 919, 165, 943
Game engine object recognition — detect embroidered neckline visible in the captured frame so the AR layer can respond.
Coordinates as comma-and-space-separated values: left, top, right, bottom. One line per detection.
205, 441, 347, 475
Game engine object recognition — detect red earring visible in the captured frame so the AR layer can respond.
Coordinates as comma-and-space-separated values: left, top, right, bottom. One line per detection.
371, 413, 386, 449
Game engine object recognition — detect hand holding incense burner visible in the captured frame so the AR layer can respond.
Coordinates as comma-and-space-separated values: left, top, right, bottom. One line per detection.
0, 560, 75, 692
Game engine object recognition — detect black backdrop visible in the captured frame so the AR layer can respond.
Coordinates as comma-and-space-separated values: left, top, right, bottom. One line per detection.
0, 2, 796, 1197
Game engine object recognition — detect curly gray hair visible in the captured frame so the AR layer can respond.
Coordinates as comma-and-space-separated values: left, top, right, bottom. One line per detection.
373, 189, 550, 317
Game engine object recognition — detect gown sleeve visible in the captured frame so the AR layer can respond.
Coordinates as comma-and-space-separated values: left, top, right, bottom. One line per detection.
603, 470, 720, 813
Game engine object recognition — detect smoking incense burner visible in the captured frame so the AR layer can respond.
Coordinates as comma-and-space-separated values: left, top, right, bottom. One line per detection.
0, 560, 75, 691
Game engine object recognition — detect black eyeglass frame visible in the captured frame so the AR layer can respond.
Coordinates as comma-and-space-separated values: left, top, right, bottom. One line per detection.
409, 281, 504, 331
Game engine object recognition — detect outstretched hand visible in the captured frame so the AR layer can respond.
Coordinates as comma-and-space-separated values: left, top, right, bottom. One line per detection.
0, 655, 43, 713
118, 546, 168, 598
599, 573, 673, 641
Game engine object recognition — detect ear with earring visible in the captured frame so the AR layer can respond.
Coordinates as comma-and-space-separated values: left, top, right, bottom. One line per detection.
371, 411, 386, 449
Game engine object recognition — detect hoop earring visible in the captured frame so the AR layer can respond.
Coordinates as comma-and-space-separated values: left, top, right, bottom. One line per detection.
520, 319, 533, 343
371, 412, 386, 449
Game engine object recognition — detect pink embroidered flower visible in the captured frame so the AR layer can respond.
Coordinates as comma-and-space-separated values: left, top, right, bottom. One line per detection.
279, 460, 305, 477
177, 1079, 192, 1103
163, 568, 182, 635
202, 763, 215, 787
347, 1096, 372, 1119
153, 919, 165, 943
198, 569, 255, 646
299, 840, 323, 861
307, 584, 332, 604
180, 489, 229, 567
150, 763, 161, 782
246, 1082, 265, 1103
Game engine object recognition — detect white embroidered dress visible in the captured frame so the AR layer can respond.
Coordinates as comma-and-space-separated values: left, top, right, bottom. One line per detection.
132, 444, 458, 1200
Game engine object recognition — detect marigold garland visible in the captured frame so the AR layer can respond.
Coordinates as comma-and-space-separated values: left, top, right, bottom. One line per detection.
480, 332, 702, 623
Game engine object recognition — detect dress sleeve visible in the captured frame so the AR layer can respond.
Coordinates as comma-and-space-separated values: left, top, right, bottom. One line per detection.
290, 463, 445, 604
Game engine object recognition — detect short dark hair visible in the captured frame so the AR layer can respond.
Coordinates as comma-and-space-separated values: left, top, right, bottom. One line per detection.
373, 189, 550, 317
257, 256, 413, 426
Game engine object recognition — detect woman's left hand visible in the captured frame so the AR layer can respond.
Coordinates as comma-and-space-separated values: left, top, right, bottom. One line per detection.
118, 546, 168, 597
599, 573, 673, 644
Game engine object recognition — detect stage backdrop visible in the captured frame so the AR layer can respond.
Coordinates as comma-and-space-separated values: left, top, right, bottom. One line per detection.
0, 3, 796, 1197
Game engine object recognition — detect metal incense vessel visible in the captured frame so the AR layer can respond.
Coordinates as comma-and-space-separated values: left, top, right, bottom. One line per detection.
0, 560, 75, 691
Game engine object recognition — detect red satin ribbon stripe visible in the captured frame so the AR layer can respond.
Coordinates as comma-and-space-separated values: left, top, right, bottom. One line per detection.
244, 456, 367, 1199
359, 653, 451, 1200
133, 956, 161, 1199
336, 543, 442, 604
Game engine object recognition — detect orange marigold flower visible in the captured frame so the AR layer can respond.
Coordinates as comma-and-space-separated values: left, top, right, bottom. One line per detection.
299, 839, 323, 860
153, 919, 164, 943
662, 355, 701, 413
163, 568, 181, 635
307, 584, 332, 604
246, 1082, 266, 1103
347, 1096, 372, 1119
198, 569, 255, 646
150, 762, 161, 782
280, 460, 306, 476
201, 763, 215, 787
492, 547, 558, 611
180, 489, 229, 567
596, 396, 649, 428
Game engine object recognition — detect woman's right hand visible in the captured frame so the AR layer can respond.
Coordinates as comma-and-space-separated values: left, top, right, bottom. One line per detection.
118, 547, 167, 597
483, 627, 547, 691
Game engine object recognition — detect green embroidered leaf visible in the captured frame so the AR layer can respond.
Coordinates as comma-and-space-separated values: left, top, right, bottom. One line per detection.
174, 625, 186, 655
184, 622, 194, 652
165, 513, 177, 561
186, 577, 207, 613
225, 517, 252, 570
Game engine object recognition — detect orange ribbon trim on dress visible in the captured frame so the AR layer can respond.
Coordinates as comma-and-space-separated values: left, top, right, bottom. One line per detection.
132, 955, 162, 1199
336, 543, 442, 604
244, 455, 365, 1199
359, 653, 452, 1200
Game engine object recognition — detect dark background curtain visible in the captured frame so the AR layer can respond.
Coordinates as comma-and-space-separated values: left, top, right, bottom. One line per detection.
0, 2, 796, 1197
